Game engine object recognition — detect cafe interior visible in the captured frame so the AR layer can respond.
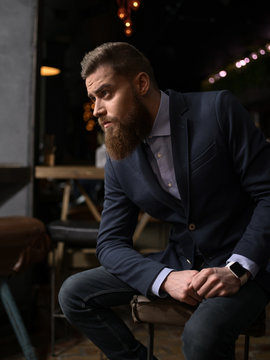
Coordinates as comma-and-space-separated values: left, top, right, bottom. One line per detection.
1, 0, 270, 359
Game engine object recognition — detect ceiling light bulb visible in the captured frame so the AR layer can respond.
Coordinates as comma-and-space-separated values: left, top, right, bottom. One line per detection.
125, 27, 133, 36
131, 1, 140, 9
117, 7, 126, 19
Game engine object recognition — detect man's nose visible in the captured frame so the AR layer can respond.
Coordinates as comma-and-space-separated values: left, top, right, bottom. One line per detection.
93, 100, 105, 118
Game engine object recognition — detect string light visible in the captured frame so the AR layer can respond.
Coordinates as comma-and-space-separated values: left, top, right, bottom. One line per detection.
116, 0, 141, 36
219, 70, 227, 78
207, 41, 270, 85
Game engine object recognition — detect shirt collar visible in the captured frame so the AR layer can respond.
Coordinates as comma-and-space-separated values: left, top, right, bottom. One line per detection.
148, 91, 170, 138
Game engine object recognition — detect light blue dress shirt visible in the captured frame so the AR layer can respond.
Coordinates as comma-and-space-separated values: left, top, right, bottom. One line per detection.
147, 91, 259, 296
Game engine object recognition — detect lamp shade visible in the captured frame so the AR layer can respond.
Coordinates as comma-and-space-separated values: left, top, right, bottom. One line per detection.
40, 66, 61, 76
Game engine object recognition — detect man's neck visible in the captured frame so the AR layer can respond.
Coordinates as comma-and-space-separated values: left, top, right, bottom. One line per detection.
144, 88, 161, 126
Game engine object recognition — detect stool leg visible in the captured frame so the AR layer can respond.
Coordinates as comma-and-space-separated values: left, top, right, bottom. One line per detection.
51, 246, 56, 355
0, 281, 37, 360
244, 335, 250, 360
148, 323, 154, 360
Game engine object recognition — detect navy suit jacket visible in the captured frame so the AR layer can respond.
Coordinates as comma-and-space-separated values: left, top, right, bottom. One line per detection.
96, 89, 270, 296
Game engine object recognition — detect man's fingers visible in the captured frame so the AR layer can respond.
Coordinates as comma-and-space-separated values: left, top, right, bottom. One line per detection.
191, 272, 208, 291
187, 284, 203, 302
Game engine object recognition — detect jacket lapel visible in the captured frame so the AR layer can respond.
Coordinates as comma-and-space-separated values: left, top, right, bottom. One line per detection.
167, 90, 190, 218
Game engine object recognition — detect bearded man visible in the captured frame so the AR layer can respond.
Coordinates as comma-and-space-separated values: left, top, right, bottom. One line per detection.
59, 42, 270, 360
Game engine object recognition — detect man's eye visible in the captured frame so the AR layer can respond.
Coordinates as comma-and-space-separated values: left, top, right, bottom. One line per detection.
101, 90, 110, 98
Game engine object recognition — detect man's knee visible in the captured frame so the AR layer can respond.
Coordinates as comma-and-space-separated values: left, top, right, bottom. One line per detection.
58, 267, 108, 316
58, 272, 86, 316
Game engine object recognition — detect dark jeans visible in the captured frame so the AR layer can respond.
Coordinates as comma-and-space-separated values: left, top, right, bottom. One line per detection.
58, 266, 269, 360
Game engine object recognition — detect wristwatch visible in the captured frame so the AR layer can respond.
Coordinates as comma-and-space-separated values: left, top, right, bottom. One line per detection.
226, 261, 249, 286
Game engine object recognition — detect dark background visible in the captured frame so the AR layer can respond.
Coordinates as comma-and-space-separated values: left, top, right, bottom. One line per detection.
37, 0, 270, 165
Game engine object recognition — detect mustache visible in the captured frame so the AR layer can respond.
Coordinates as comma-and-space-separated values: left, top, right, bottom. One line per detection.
98, 116, 114, 127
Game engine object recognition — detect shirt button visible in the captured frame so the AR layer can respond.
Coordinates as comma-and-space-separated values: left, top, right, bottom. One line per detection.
167, 182, 172, 188
157, 153, 162, 159
188, 223, 196, 231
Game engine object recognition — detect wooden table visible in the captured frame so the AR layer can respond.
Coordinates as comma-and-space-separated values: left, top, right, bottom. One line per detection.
35, 165, 104, 180
35, 165, 151, 242
35, 166, 104, 222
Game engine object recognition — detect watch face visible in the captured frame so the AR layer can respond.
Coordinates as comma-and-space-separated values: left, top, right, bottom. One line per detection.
230, 262, 246, 277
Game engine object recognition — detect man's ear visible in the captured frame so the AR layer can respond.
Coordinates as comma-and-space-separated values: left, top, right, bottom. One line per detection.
134, 72, 150, 95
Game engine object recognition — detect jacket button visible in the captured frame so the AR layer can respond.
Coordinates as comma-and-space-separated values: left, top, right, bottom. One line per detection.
188, 223, 196, 231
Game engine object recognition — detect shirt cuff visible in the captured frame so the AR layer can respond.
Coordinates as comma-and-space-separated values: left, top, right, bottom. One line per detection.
226, 254, 259, 278
151, 267, 175, 297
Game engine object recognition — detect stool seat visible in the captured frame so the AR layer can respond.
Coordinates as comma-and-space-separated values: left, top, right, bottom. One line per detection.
0, 215, 51, 275
131, 295, 194, 327
47, 219, 99, 248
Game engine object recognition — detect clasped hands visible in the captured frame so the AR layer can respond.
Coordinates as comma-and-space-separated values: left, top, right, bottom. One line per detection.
161, 267, 242, 306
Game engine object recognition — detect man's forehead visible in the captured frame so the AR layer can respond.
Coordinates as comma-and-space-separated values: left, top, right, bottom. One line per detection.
85, 65, 115, 91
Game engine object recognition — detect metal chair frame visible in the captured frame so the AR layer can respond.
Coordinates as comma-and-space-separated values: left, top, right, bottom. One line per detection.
0, 280, 37, 360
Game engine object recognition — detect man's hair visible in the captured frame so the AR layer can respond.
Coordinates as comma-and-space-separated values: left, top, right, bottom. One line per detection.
80, 42, 158, 87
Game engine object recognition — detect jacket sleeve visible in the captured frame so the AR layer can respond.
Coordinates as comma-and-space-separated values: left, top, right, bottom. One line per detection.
96, 157, 166, 295
217, 90, 270, 269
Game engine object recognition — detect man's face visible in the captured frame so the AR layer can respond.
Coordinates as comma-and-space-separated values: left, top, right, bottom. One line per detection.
85, 64, 152, 160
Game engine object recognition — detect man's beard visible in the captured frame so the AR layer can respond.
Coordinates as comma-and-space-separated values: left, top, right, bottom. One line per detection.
99, 95, 152, 160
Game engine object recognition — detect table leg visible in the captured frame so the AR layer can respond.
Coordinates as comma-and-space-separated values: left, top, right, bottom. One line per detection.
133, 212, 151, 243
75, 180, 101, 222
61, 180, 72, 221
54, 180, 72, 279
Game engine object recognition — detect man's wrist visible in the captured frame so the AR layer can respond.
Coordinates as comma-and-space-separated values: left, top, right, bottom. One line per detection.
151, 268, 174, 297
226, 261, 250, 286
226, 254, 259, 278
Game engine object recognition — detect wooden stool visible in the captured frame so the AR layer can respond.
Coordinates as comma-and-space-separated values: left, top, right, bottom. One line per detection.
131, 295, 266, 360
47, 219, 99, 355
0, 216, 51, 360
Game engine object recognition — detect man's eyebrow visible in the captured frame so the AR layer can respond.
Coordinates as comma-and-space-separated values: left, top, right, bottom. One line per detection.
88, 83, 112, 99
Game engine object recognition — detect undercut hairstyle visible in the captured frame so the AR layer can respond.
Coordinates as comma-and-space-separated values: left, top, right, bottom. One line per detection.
80, 42, 158, 88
